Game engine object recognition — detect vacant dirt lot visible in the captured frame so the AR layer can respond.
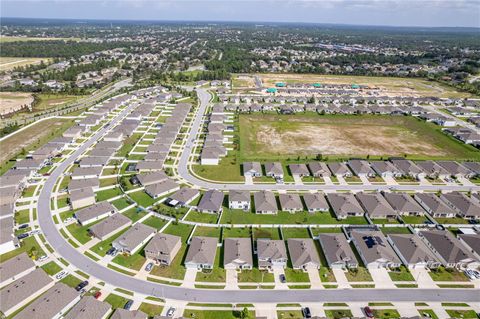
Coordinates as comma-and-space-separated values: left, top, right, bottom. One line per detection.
0, 57, 51, 72
0, 92, 34, 116
238, 114, 480, 160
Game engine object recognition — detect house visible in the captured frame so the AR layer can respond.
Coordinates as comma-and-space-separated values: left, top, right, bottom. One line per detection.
68, 178, 100, 192
278, 193, 303, 213
347, 160, 376, 177
228, 190, 251, 211
243, 162, 262, 177
136, 171, 169, 186
200, 148, 220, 165
144, 233, 182, 265
254, 191, 278, 214
440, 192, 480, 220
461, 162, 480, 177
308, 162, 331, 177
136, 159, 165, 172
166, 187, 200, 207
349, 230, 401, 269
64, 296, 112, 319
318, 233, 358, 269
302, 193, 329, 213
435, 161, 474, 178
418, 230, 480, 269
0, 217, 17, 254
110, 309, 148, 319
458, 234, 480, 260
89, 213, 132, 241
370, 161, 402, 178
390, 159, 425, 179
326, 193, 365, 219
71, 167, 102, 180
289, 164, 310, 177
14, 283, 80, 319
112, 223, 156, 255
197, 190, 224, 214
224, 238, 253, 270
145, 179, 180, 199
327, 162, 352, 177
264, 162, 284, 178
184, 236, 218, 270
416, 161, 449, 179
287, 238, 320, 270
383, 192, 426, 216
0, 268, 54, 317
74, 201, 117, 226
356, 192, 397, 219
0, 253, 35, 287
387, 234, 441, 269
257, 239, 288, 270
79, 156, 109, 168
413, 193, 456, 218
70, 187, 96, 210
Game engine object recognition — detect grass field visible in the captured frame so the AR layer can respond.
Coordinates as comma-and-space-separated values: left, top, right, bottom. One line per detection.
238, 114, 480, 161
0, 57, 51, 71
236, 73, 472, 98
0, 36, 81, 43
33, 94, 79, 112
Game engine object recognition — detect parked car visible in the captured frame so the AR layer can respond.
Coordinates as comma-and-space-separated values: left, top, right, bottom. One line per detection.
55, 271, 68, 280
30, 229, 42, 235
38, 255, 48, 262
75, 280, 89, 291
166, 307, 176, 317
124, 300, 133, 310
302, 307, 312, 318
18, 224, 29, 229
94, 291, 102, 299
279, 274, 286, 283
17, 233, 29, 240
364, 306, 374, 318
145, 262, 154, 272
107, 247, 117, 256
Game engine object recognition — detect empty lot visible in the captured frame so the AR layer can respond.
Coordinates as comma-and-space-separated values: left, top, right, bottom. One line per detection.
238, 114, 480, 160
0, 57, 51, 71
0, 92, 34, 115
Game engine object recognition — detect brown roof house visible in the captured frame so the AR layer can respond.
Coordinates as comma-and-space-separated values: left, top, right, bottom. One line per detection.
287, 238, 320, 270
223, 238, 253, 270
350, 230, 401, 269
144, 233, 182, 265
387, 234, 441, 269
257, 239, 288, 270
184, 236, 218, 270
112, 223, 156, 255
318, 233, 358, 269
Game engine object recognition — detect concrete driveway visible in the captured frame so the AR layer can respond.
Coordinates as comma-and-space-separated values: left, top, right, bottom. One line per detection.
369, 268, 395, 288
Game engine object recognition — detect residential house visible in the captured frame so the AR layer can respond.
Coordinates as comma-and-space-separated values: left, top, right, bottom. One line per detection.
257, 239, 288, 270
318, 233, 358, 269
145, 179, 180, 199
414, 193, 456, 218
416, 161, 449, 179
440, 192, 480, 220
254, 191, 278, 214
70, 187, 96, 210
302, 193, 329, 213
435, 161, 474, 178
356, 192, 397, 219
326, 193, 365, 219
112, 223, 156, 255
74, 201, 117, 226
289, 164, 310, 177
458, 234, 480, 261
166, 187, 200, 207
197, 190, 224, 214
110, 309, 148, 319
278, 193, 303, 213
184, 236, 218, 270
347, 160, 376, 177
144, 233, 182, 265
0, 253, 35, 287
383, 192, 426, 216
224, 238, 253, 270
370, 161, 402, 178
327, 162, 352, 177
387, 234, 441, 269
264, 162, 284, 178
228, 190, 251, 211
390, 159, 425, 179
349, 230, 401, 269
307, 162, 331, 177
287, 238, 321, 270
243, 162, 262, 177
89, 214, 132, 241
64, 296, 112, 319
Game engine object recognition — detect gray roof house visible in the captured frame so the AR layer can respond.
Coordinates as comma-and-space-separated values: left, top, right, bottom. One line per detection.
184, 236, 218, 270
347, 160, 376, 177
74, 201, 117, 226
326, 193, 365, 219
418, 230, 480, 269
387, 234, 441, 269
349, 230, 401, 269
70, 187, 96, 210
461, 162, 480, 176
289, 164, 310, 177
112, 223, 156, 255
167, 187, 200, 207
458, 234, 480, 260
307, 162, 331, 177
110, 309, 148, 319
14, 283, 81, 319
144, 179, 180, 199
390, 159, 425, 179
0, 252, 35, 287
356, 192, 397, 219
264, 162, 284, 178
435, 161, 475, 178
144, 233, 182, 265
64, 296, 112, 319
302, 193, 329, 213
383, 192, 426, 216
440, 192, 480, 220
254, 191, 278, 214
0, 268, 54, 316
287, 238, 320, 270
257, 239, 288, 270
228, 190, 251, 211
224, 237, 253, 270
137, 171, 169, 186
318, 233, 358, 269
243, 162, 262, 177
370, 161, 402, 178
327, 162, 352, 177
415, 161, 450, 179
89, 213, 132, 241
413, 193, 457, 218
197, 190, 224, 214
278, 193, 303, 213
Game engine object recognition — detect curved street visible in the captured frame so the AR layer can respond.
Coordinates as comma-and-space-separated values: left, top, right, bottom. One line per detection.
34, 88, 480, 303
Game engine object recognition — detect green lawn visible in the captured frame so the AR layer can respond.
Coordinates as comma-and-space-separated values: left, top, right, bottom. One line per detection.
223, 227, 252, 238
253, 227, 281, 240
221, 210, 349, 225
66, 222, 93, 244
112, 251, 146, 271
138, 303, 164, 317
401, 215, 429, 224
41, 261, 62, 275
196, 247, 225, 282
111, 197, 133, 210
325, 309, 353, 319
60, 274, 83, 288
429, 267, 468, 281
388, 266, 415, 281
142, 216, 168, 230
186, 211, 219, 224
276, 310, 304, 319
90, 228, 128, 257
128, 190, 158, 207
122, 207, 147, 223
418, 309, 439, 319
284, 268, 310, 282
163, 223, 194, 241
281, 228, 311, 239
95, 187, 122, 201
445, 310, 478, 318
183, 310, 255, 319
373, 309, 401, 319
345, 267, 373, 282
104, 293, 131, 309
0, 236, 45, 262
238, 268, 274, 283
194, 226, 222, 238
15, 209, 30, 225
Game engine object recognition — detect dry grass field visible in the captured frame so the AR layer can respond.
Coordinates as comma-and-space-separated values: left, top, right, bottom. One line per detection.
0, 92, 34, 115
238, 114, 480, 161
232, 73, 472, 98
0, 57, 51, 71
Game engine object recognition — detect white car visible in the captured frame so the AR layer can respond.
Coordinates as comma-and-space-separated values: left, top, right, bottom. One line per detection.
55, 271, 68, 280
30, 229, 42, 235
37, 255, 48, 262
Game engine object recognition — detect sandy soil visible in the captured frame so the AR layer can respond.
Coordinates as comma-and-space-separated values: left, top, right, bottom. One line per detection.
0, 92, 34, 115
253, 123, 447, 157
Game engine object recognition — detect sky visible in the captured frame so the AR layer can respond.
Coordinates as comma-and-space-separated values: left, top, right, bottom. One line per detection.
1, 0, 480, 28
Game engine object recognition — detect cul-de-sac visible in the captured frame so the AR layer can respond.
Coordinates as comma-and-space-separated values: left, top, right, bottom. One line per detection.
0, 6, 480, 319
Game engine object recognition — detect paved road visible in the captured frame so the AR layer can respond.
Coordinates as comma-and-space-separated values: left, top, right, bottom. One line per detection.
176, 88, 480, 193
423, 103, 480, 134
35, 89, 480, 303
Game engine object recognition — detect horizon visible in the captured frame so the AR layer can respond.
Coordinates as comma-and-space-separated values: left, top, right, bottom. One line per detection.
1, 0, 479, 28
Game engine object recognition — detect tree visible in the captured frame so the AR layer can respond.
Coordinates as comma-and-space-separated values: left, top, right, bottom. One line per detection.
240, 307, 250, 319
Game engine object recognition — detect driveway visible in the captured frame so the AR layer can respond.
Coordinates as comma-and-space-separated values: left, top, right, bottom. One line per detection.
411, 268, 437, 288
332, 268, 351, 288
272, 267, 289, 290
306, 267, 322, 289
182, 268, 198, 288
226, 269, 239, 289
369, 268, 395, 288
